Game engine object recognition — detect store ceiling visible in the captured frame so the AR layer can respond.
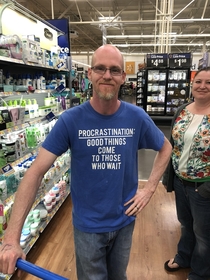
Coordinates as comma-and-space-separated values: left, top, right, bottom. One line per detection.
13, 0, 210, 54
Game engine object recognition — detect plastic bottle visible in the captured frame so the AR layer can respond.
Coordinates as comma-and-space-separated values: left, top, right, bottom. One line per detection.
59, 74, 66, 87
40, 72, 46, 90
24, 100, 30, 120
17, 74, 22, 85
5, 72, 12, 85
36, 74, 41, 90
51, 52, 58, 67
13, 74, 17, 86
25, 128, 33, 148
32, 75, 37, 90
45, 51, 50, 66
55, 96, 62, 112
39, 124, 45, 142
26, 74, 32, 87
32, 99, 39, 118
22, 74, 26, 86
0, 144, 7, 168
50, 75, 57, 89
27, 99, 35, 119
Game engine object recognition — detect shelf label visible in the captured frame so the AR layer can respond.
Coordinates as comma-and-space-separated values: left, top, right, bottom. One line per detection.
168, 53, 191, 68
0, 204, 3, 216
6, 128, 12, 133
1, 164, 14, 175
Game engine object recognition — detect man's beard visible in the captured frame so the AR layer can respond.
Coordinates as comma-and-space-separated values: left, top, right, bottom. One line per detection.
97, 90, 115, 100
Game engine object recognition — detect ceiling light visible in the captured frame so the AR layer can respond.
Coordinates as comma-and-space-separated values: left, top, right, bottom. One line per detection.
106, 34, 210, 39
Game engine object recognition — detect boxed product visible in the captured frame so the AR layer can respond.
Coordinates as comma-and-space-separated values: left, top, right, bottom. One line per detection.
3, 85, 14, 92
0, 108, 13, 130
9, 107, 25, 126
0, 35, 23, 60
22, 39, 40, 64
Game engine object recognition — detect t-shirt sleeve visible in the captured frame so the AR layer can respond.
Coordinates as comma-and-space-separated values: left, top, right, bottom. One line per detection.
42, 114, 70, 156
138, 114, 165, 151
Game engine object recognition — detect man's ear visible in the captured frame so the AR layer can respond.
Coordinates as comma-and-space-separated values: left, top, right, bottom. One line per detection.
87, 68, 92, 81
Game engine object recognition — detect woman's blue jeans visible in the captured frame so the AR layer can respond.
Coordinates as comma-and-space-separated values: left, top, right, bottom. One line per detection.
173, 176, 210, 280
73, 221, 135, 280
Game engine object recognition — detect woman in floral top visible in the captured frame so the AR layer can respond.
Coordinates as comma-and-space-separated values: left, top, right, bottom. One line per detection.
163, 67, 210, 280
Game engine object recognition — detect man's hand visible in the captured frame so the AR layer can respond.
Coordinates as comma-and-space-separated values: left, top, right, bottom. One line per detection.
0, 242, 26, 276
124, 187, 154, 216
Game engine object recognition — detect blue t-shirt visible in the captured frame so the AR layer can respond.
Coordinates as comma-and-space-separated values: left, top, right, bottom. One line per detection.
42, 101, 164, 233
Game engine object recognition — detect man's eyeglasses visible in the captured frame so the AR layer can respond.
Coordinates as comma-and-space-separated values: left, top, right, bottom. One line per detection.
91, 66, 124, 76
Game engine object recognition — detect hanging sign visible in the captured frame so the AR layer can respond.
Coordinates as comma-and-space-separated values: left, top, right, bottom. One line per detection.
146, 53, 168, 68
168, 53, 191, 68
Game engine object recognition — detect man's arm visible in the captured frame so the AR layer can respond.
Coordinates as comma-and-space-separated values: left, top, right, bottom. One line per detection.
125, 136, 172, 215
0, 147, 58, 275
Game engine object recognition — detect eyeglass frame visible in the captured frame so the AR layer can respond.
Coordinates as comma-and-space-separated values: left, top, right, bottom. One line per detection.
91, 65, 124, 76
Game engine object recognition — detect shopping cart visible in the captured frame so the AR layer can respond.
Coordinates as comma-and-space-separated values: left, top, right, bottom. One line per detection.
16, 259, 69, 280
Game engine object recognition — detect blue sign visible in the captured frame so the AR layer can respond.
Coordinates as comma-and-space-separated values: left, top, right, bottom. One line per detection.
168, 53, 192, 68
47, 19, 70, 56
146, 53, 168, 68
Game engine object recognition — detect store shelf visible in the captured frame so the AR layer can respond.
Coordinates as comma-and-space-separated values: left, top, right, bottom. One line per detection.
136, 69, 146, 108
0, 55, 67, 71
0, 189, 70, 280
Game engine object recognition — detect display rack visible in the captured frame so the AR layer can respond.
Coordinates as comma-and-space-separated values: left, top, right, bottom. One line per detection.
136, 69, 146, 108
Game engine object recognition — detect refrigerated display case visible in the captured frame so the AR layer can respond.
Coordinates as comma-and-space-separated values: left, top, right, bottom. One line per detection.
145, 69, 167, 116
136, 69, 146, 108
143, 52, 191, 118
166, 68, 190, 115
143, 68, 191, 117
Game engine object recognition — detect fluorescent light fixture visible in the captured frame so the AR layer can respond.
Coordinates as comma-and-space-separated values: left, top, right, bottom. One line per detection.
98, 16, 121, 27
113, 43, 207, 47
98, 16, 118, 22
106, 34, 210, 38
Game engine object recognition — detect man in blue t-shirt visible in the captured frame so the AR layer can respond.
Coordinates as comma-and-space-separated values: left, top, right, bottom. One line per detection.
0, 45, 172, 280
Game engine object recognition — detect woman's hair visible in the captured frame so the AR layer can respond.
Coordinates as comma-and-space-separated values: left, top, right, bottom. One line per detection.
194, 67, 210, 78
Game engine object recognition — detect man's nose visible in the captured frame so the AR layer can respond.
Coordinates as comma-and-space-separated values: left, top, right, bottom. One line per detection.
103, 69, 112, 78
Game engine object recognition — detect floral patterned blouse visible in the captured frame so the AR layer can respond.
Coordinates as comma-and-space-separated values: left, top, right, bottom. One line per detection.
172, 108, 210, 181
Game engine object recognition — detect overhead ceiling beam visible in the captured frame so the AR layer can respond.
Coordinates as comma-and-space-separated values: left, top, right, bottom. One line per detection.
85, 0, 104, 18
58, 3, 74, 19
172, 0, 195, 19
75, 0, 82, 21
201, 0, 209, 18
70, 18, 210, 25
109, 0, 136, 23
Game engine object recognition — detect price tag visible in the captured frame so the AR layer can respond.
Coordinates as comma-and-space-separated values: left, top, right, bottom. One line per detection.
146, 53, 168, 68
0, 204, 3, 217
57, 61, 65, 70
169, 53, 191, 68
1, 164, 14, 175
6, 128, 12, 133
